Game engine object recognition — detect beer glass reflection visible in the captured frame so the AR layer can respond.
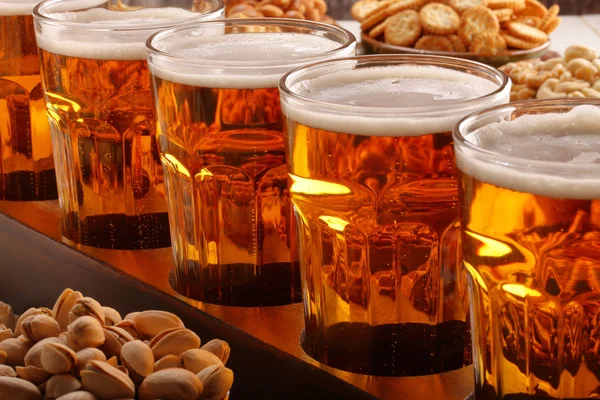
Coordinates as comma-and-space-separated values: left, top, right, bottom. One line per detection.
146, 19, 356, 306
280, 55, 510, 376
33, 0, 224, 249
456, 100, 600, 399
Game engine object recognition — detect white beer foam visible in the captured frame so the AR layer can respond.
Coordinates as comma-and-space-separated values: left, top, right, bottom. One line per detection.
0, 0, 40, 16
149, 32, 350, 89
281, 65, 506, 136
457, 105, 600, 199
36, 8, 201, 60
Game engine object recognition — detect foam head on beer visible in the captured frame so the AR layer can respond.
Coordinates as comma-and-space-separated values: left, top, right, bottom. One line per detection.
0, 0, 41, 15
281, 64, 508, 136
457, 104, 600, 199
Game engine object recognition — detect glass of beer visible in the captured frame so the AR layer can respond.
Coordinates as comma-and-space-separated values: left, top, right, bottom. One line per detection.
146, 19, 356, 306
33, 0, 224, 249
456, 99, 600, 399
280, 55, 510, 376
0, 0, 58, 201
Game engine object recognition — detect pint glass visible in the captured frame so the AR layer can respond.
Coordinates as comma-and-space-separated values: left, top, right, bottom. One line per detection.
280, 55, 510, 376
0, 0, 57, 201
33, 0, 223, 249
456, 100, 600, 399
147, 19, 355, 305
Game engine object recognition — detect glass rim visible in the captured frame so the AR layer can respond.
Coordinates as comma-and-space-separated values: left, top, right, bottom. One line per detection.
145, 18, 356, 70
33, 0, 224, 32
453, 98, 600, 171
278, 54, 511, 117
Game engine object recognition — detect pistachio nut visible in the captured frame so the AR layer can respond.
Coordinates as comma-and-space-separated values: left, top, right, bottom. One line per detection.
99, 326, 134, 359
80, 360, 135, 400
0, 376, 42, 400
196, 364, 234, 400
22, 315, 61, 344
113, 320, 141, 340
120, 340, 153, 384
0, 302, 16, 331
138, 368, 203, 400
0, 337, 32, 366
150, 328, 200, 360
15, 308, 52, 337
16, 365, 52, 385
0, 364, 17, 377
75, 349, 106, 375
180, 349, 223, 374
0, 324, 14, 343
53, 290, 84, 330
40, 342, 77, 375
66, 317, 104, 351
101, 308, 121, 327
105, 356, 118, 368
55, 391, 99, 400
0, 349, 7, 364
132, 310, 184, 338
68, 298, 105, 326
153, 354, 181, 371
45, 374, 83, 400
201, 339, 231, 365
25, 337, 63, 368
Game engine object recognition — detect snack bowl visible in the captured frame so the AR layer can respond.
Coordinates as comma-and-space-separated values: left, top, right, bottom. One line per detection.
360, 33, 551, 67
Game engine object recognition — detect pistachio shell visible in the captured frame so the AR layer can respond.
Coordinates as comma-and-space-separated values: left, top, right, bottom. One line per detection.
153, 354, 181, 371
45, 374, 82, 400
80, 360, 135, 400
0, 325, 14, 343
99, 327, 134, 359
197, 364, 234, 400
138, 368, 203, 400
22, 315, 61, 344
113, 320, 141, 340
180, 349, 222, 374
15, 308, 52, 337
68, 298, 105, 326
0, 349, 7, 364
0, 302, 16, 331
101, 308, 121, 327
201, 339, 230, 365
66, 317, 104, 351
150, 328, 200, 360
0, 337, 31, 366
0, 376, 42, 400
75, 349, 106, 375
0, 364, 17, 377
56, 391, 99, 400
133, 311, 184, 338
16, 365, 52, 385
122, 312, 139, 321
53, 290, 84, 330
25, 337, 63, 368
120, 340, 153, 384
41, 342, 77, 375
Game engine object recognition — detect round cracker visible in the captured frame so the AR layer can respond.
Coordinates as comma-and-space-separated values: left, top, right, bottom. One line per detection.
538, 4, 559, 30
485, 0, 524, 10
351, 0, 380, 21
501, 31, 541, 49
506, 21, 548, 43
386, 0, 424, 15
449, 34, 467, 52
493, 8, 513, 22
368, 18, 389, 38
419, 3, 460, 35
448, 0, 484, 13
514, 15, 542, 27
458, 6, 499, 45
469, 31, 507, 54
541, 16, 560, 34
414, 35, 454, 51
360, 2, 392, 31
517, 0, 547, 18
384, 9, 422, 47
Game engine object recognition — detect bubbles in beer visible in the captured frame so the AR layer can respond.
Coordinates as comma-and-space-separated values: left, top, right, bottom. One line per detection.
44, 7, 198, 24
0, 0, 40, 16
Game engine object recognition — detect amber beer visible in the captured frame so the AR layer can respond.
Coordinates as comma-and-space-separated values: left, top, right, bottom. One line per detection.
0, 0, 57, 200
280, 56, 510, 376
33, 0, 223, 249
147, 19, 355, 305
456, 101, 600, 399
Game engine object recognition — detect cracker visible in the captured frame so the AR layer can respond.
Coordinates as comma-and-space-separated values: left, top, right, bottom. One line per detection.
351, 0, 380, 21
506, 21, 548, 43
501, 32, 541, 49
419, 3, 460, 35
360, 2, 392, 31
514, 15, 542, 27
458, 6, 499, 45
539, 4, 559, 30
368, 18, 389, 38
493, 8, 513, 22
386, 0, 424, 15
541, 16, 561, 34
449, 34, 467, 51
469, 31, 507, 54
414, 35, 454, 51
517, 0, 547, 18
448, 0, 484, 13
384, 9, 422, 46
486, 0, 523, 10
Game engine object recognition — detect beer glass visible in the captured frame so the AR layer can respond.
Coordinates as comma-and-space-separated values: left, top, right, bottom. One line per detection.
33, 0, 224, 249
0, 0, 57, 201
456, 99, 600, 399
280, 55, 510, 376
146, 19, 355, 306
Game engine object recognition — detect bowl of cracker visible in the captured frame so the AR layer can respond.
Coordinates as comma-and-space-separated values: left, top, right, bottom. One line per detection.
354, 0, 559, 67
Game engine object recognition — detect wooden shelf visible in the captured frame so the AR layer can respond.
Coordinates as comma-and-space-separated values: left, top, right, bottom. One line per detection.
0, 200, 474, 400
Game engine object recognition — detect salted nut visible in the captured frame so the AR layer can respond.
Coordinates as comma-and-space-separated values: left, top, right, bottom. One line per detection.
22, 315, 61, 344
55, 391, 99, 400
24, 337, 63, 368
68, 298, 105, 326
180, 349, 223, 374
0, 324, 14, 342
41, 342, 77, 375
45, 374, 83, 399
80, 360, 135, 399
138, 368, 203, 400
114, 320, 142, 340
120, 340, 154, 384
16, 365, 51, 385
150, 327, 201, 360
53, 290, 84, 330
102, 308, 121, 327
0, 337, 31, 367
201, 339, 231, 365
100, 326, 134, 359
0, 349, 7, 364
75, 348, 106, 375
66, 316, 105, 351
153, 354, 181, 371
15, 308, 52, 337
0, 364, 17, 377
0, 302, 16, 331
132, 310, 184, 338
197, 364, 234, 400
0, 376, 42, 400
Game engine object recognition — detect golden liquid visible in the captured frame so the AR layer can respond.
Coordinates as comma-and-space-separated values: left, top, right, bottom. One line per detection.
461, 175, 600, 399
0, 14, 56, 200
288, 121, 471, 376
40, 51, 169, 249
152, 76, 300, 306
